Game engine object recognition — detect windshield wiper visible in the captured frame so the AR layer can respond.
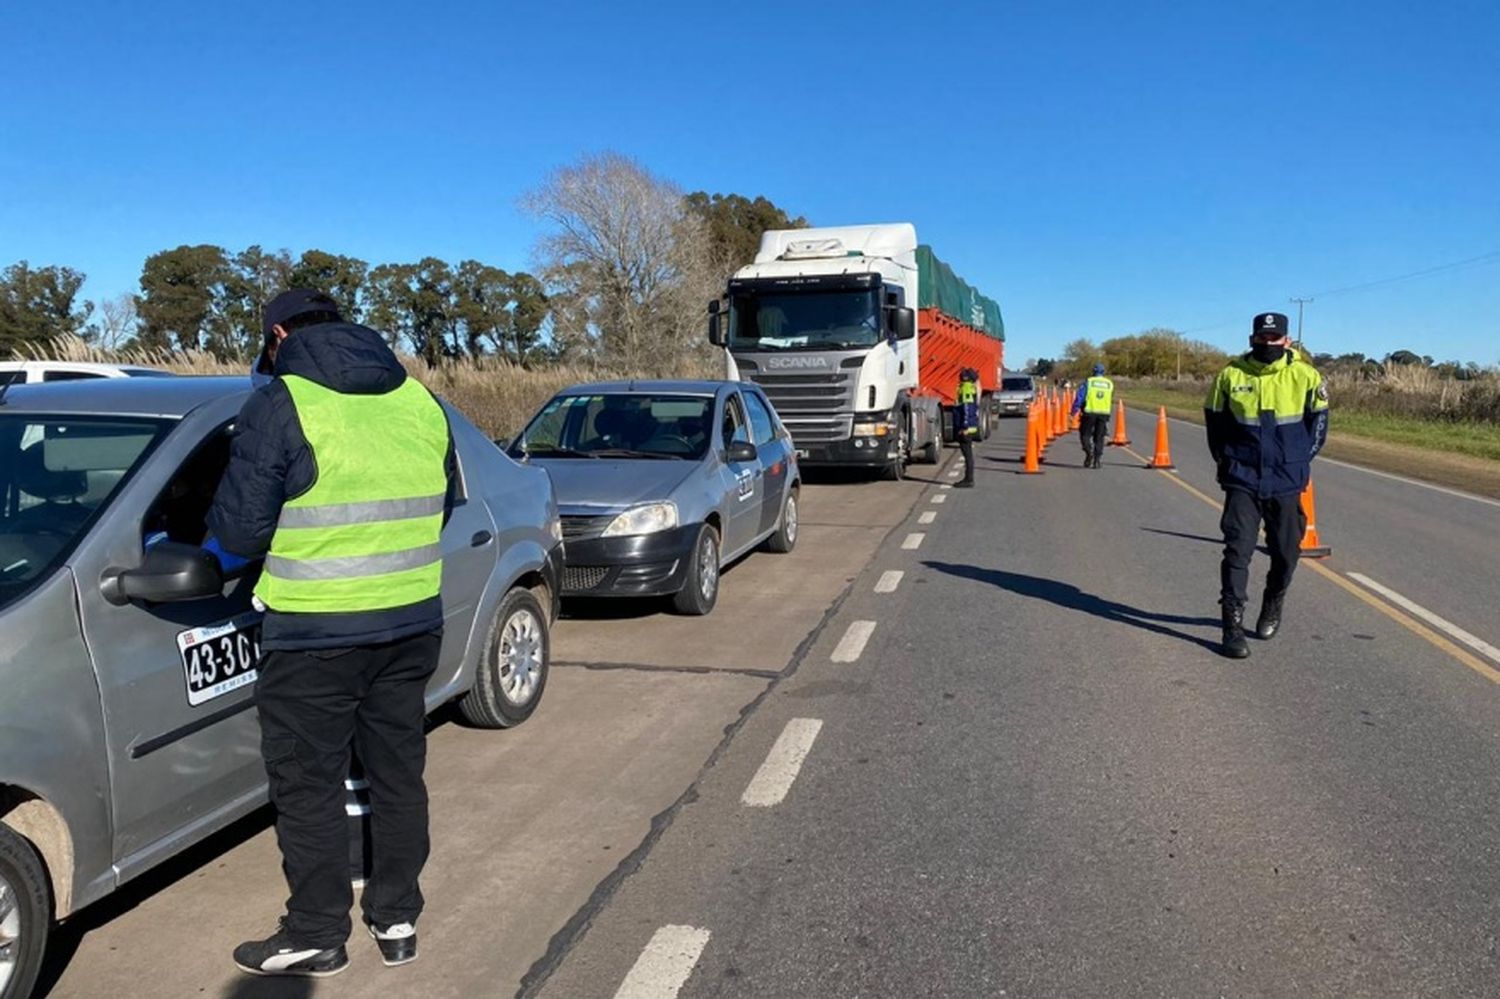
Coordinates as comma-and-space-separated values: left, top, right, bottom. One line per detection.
524, 446, 600, 459
588, 448, 688, 460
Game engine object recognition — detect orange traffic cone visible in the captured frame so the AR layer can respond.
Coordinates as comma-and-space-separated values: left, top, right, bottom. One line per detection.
1042, 394, 1056, 442
1146, 406, 1175, 469
1299, 480, 1331, 557
1109, 399, 1131, 446
1021, 405, 1043, 474
1070, 409, 1081, 431
1053, 391, 1066, 437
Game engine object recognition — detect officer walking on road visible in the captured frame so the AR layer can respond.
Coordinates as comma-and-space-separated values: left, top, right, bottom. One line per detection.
1071, 362, 1114, 469
1205, 311, 1329, 659
954, 366, 980, 488
210, 289, 456, 977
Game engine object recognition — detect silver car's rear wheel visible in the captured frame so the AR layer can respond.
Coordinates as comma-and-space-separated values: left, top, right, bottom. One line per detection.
0, 826, 48, 999
459, 587, 551, 729
0, 874, 19, 995
499, 607, 544, 706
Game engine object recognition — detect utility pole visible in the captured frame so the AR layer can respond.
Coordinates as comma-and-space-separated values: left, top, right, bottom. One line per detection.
1289, 296, 1314, 344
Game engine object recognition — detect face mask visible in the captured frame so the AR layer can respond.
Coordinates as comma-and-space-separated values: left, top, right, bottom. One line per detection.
1251, 342, 1287, 365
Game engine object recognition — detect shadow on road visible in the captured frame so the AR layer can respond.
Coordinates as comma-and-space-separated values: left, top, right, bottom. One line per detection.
1140, 526, 1222, 545
922, 560, 1222, 652
221, 978, 318, 999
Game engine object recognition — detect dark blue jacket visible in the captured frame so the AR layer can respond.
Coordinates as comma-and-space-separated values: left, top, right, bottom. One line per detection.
207, 323, 456, 651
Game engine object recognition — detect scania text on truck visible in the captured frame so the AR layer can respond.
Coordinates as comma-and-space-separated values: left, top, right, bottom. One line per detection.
707, 223, 1004, 479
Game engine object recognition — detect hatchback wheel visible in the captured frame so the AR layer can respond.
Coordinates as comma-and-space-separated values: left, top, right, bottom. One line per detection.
764, 487, 799, 553
672, 524, 720, 615
459, 587, 551, 728
0, 825, 49, 999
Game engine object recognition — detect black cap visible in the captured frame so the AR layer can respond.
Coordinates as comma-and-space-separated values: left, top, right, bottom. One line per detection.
960, 367, 979, 381
1251, 312, 1289, 339
263, 288, 340, 340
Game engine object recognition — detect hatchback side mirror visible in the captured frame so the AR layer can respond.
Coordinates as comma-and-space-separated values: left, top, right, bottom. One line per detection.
726, 441, 758, 463
102, 541, 224, 606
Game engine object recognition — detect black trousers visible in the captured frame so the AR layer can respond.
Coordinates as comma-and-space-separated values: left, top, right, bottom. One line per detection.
1219, 489, 1305, 608
1079, 413, 1109, 459
958, 434, 974, 482
255, 631, 440, 947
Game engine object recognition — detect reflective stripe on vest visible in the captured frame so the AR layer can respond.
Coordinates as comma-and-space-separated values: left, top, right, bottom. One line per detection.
255, 375, 449, 614
1204, 349, 1327, 425
1083, 377, 1114, 415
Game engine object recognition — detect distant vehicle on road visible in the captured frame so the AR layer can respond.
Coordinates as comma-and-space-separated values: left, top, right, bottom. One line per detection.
0, 361, 173, 385
996, 374, 1037, 416
0, 376, 561, 999
507, 380, 800, 615
708, 223, 1005, 479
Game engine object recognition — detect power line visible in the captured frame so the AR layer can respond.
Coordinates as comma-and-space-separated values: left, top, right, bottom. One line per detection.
1306, 249, 1500, 299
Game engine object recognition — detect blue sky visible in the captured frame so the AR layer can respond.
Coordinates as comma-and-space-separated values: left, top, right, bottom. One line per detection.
3, 0, 1497, 366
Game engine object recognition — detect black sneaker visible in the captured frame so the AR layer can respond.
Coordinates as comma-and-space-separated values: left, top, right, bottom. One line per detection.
954, 480, 975, 489
233, 919, 349, 978
368, 921, 419, 966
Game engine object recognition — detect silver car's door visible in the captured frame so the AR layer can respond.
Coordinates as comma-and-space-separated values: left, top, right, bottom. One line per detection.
741, 389, 789, 538
71, 414, 269, 877
428, 414, 498, 700
718, 391, 760, 555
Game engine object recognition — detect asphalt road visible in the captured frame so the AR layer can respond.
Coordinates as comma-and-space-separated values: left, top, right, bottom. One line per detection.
44, 415, 1500, 997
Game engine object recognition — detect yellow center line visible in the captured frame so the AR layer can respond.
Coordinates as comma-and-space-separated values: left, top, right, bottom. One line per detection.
1121, 445, 1500, 685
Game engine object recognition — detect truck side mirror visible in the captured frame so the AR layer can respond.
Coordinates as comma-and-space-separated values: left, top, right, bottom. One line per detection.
891, 307, 916, 341
101, 541, 225, 606
707, 300, 727, 348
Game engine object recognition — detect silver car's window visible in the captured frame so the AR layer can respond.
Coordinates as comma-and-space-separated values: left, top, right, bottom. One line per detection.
741, 392, 776, 447
0, 414, 170, 610
515, 393, 715, 460
722, 394, 751, 447
1002, 377, 1034, 391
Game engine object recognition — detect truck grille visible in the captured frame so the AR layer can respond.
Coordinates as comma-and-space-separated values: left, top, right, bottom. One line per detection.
742, 370, 855, 445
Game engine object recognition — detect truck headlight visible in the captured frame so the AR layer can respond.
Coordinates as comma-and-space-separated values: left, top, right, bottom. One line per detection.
602, 502, 679, 537
851, 422, 891, 437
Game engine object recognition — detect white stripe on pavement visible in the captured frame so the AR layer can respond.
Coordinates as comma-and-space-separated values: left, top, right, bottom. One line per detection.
874, 570, 904, 593
832, 620, 876, 662
918, 510, 937, 524
902, 532, 925, 550
930, 494, 946, 504
1346, 573, 1500, 665
940, 484, 953, 490
740, 718, 824, 807
613, 925, 712, 999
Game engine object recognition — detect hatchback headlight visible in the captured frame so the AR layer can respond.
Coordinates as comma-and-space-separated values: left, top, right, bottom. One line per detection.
602, 502, 679, 537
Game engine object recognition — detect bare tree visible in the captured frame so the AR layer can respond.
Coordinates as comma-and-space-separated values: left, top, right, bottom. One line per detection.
88, 293, 138, 351
522, 152, 718, 372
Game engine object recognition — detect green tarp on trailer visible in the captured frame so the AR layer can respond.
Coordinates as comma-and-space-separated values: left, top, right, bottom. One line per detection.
915, 245, 1005, 340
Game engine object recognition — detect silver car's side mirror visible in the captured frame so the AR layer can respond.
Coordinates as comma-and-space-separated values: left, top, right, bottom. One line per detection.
101, 541, 224, 606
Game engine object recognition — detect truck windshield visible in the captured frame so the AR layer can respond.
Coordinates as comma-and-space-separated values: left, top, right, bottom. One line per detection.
0, 414, 169, 611
729, 290, 882, 351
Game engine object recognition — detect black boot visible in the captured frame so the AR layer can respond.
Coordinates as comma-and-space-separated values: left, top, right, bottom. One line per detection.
1220, 605, 1250, 659
1255, 591, 1285, 640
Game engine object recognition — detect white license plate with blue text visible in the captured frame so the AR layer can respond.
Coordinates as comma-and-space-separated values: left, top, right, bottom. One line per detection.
177, 612, 263, 707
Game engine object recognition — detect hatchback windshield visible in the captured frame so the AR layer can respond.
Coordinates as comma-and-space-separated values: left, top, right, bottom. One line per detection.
513, 394, 715, 460
0, 414, 169, 609
1002, 377, 1034, 391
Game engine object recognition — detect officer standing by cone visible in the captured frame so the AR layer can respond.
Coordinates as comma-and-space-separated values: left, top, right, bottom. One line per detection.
1205, 311, 1329, 658
211, 289, 456, 977
1071, 362, 1114, 468
954, 366, 980, 488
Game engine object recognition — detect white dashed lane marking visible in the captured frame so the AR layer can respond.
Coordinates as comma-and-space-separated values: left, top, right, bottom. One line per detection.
874, 570, 904, 593
613, 925, 712, 999
740, 718, 824, 807
930, 494, 946, 504
918, 511, 936, 524
831, 620, 876, 662
902, 532, 925, 550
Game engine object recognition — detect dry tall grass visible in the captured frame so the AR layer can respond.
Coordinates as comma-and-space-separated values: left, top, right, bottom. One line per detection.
16, 336, 715, 437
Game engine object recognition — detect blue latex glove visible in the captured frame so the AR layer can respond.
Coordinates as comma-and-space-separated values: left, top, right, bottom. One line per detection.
202, 536, 251, 573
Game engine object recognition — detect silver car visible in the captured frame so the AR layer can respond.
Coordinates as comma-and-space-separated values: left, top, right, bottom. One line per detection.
996, 374, 1037, 417
0, 376, 561, 999
507, 380, 800, 615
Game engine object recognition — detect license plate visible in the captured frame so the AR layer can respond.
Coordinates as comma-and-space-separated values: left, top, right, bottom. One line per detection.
178, 612, 263, 707
796, 449, 810, 459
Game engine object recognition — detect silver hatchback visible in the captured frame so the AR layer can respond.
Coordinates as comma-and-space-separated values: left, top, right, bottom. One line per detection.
507, 380, 801, 615
0, 376, 562, 999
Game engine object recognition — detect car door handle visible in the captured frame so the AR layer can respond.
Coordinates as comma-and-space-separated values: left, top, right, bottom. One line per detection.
470, 530, 493, 547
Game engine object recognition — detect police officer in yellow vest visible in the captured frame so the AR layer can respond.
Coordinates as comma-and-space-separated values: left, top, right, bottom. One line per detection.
1070, 362, 1114, 468
1205, 311, 1329, 659
954, 367, 981, 487
210, 290, 455, 978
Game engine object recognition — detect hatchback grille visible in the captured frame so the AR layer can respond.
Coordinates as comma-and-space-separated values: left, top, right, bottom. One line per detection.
561, 514, 614, 541
563, 566, 610, 591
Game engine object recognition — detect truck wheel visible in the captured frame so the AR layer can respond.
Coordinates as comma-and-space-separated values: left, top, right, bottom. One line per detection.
881, 414, 909, 481
764, 487, 799, 553
672, 524, 720, 615
0, 824, 50, 999
459, 587, 550, 729
919, 429, 940, 464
